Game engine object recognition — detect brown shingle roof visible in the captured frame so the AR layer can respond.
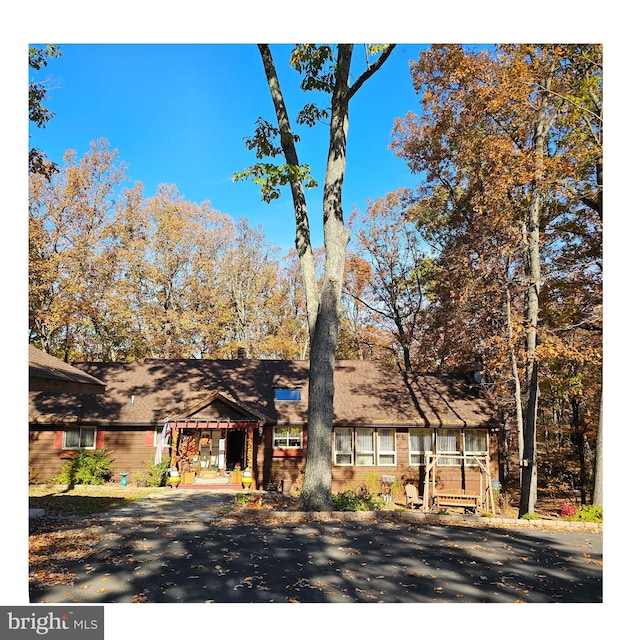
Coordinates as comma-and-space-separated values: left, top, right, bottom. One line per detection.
28, 358, 495, 428
29, 345, 106, 394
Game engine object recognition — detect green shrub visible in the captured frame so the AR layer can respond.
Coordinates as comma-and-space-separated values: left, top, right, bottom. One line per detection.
235, 493, 250, 506
362, 472, 380, 497
564, 505, 603, 523
56, 449, 113, 485
146, 458, 168, 487
521, 512, 541, 520
331, 489, 382, 512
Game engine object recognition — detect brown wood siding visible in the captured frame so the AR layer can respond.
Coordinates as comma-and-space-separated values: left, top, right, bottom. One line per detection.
29, 426, 165, 483
31, 423, 499, 495
101, 428, 164, 477
254, 428, 499, 496
256, 434, 306, 491
29, 428, 60, 483
432, 465, 485, 493
191, 398, 249, 420
328, 428, 499, 492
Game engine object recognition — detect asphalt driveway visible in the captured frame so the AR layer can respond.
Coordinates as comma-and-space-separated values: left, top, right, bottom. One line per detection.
29, 490, 602, 604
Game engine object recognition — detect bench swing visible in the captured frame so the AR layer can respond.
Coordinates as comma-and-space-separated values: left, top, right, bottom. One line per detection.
422, 453, 495, 515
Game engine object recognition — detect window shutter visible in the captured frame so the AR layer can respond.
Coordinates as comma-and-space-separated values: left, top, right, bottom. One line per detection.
96, 429, 105, 449
146, 429, 156, 446
53, 430, 63, 449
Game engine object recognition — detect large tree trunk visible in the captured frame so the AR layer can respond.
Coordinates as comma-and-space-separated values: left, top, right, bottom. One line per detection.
592, 393, 603, 506
505, 282, 524, 477
518, 74, 551, 517
300, 45, 352, 511
256, 44, 394, 510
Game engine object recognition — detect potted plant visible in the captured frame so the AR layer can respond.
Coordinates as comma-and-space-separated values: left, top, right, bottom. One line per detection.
181, 468, 195, 485
231, 463, 243, 485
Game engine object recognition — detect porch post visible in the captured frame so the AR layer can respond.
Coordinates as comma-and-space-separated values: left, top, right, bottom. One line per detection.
246, 427, 254, 470
170, 425, 178, 468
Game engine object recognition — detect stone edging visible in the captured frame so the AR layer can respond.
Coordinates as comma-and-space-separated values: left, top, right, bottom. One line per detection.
235, 509, 602, 532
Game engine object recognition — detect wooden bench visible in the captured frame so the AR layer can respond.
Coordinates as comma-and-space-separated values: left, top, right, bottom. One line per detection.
432, 491, 479, 512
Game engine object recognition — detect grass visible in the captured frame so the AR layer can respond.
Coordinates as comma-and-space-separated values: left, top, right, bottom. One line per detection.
29, 483, 167, 516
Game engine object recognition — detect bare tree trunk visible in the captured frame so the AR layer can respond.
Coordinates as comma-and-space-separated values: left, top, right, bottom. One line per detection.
518, 74, 551, 518
592, 393, 603, 506
505, 283, 524, 476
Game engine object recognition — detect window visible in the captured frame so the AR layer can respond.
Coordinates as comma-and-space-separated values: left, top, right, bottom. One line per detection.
356, 428, 375, 465
463, 430, 488, 465
63, 427, 96, 450
409, 429, 488, 467
273, 426, 302, 448
334, 427, 397, 466
334, 428, 353, 465
274, 388, 302, 401
436, 429, 460, 466
409, 428, 433, 465
377, 428, 396, 465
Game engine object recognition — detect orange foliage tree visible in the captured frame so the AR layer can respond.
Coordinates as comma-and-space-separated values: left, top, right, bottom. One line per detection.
29, 140, 308, 362
392, 44, 602, 510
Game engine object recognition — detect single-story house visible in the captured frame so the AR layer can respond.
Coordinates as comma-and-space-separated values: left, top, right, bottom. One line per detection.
28, 356, 499, 509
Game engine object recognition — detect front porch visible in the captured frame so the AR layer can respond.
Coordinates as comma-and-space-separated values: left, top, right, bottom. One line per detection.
174, 478, 244, 490
162, 392, 267, 490
172, 465, 246, 491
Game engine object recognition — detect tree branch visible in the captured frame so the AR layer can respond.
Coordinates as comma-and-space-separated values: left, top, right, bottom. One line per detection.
347, 45, 396, 101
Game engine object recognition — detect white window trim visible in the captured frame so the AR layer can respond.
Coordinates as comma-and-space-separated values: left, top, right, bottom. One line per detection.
356, 428, 375, 466
334, 427, 354, 465
334, 427, 397, 467
463, 429, 488, 466
154, 427, 168, 447
409, 427, 433, 466
63, 426, 97, 450
436, 428, 461, 466
377, 428, 397, 466
273, 426, 303, 449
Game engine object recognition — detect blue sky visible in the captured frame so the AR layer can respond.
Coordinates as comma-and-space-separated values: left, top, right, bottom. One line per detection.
29, 43, 428, 253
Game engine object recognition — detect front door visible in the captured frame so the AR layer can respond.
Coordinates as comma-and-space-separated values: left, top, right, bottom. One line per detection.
226, 430, 245, 471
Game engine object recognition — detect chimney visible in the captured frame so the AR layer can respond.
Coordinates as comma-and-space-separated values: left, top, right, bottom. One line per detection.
473, 356, 486, 385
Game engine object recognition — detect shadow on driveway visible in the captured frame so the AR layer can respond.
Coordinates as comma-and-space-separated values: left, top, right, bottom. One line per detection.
30, 504, 602, 603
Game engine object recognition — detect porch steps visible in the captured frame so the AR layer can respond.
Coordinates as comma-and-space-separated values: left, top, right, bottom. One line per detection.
176, 483, 243, 491
194, 475, 231, 484
173, 471, 250, 491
